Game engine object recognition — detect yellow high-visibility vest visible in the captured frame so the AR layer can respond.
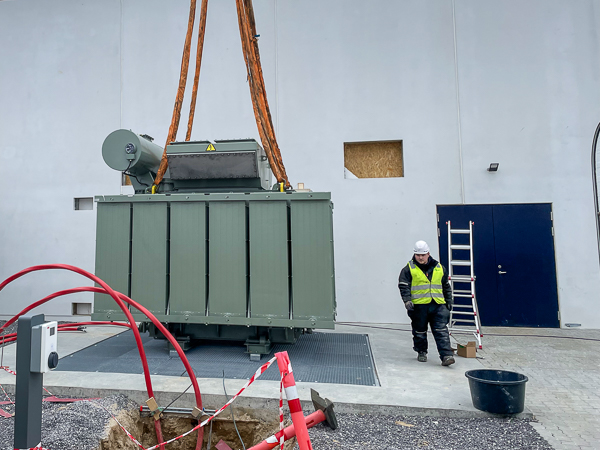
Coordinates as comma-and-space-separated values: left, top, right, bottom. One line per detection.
408, 260, 446, 305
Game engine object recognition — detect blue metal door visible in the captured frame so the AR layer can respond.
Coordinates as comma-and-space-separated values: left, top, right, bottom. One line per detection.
437, 204, 559, 327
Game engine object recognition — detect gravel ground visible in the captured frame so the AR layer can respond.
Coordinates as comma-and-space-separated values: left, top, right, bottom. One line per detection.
0, 320, 18, 339
0, 390, 137, 450
303, 412, 552, 450
0, 389, 552, 450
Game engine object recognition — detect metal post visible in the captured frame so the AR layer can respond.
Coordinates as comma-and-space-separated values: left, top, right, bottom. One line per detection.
275, 351, 313, 450
14, 314, 45, 450
249, 389, 337, 450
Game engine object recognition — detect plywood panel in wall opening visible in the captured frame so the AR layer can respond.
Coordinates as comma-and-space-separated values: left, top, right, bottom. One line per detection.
344, 140, 403, 178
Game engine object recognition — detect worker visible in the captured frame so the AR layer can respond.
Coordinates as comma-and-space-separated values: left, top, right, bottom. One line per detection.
398, 240, 455, 366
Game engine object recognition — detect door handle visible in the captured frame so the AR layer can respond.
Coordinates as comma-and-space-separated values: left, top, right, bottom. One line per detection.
498, 271, 507, 274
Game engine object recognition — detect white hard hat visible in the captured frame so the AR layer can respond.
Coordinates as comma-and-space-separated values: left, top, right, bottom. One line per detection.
413, 240, 430, 254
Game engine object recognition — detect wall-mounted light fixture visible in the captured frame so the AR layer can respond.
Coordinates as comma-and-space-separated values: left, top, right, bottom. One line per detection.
487, 163, 499, 172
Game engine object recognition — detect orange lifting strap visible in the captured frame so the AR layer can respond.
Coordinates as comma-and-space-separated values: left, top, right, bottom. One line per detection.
154, 0, 290, 189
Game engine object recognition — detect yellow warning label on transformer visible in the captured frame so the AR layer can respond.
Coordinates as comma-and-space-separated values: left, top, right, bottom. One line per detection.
206, 143, 216, 151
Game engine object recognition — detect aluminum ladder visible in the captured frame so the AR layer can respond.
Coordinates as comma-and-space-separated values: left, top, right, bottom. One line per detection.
446, 220, 482, 349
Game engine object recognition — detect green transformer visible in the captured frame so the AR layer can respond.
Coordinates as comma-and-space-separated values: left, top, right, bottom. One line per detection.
93, 130, 336, 353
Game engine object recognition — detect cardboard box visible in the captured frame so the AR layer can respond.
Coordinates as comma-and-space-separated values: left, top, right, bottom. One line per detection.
456, 341, 477, 358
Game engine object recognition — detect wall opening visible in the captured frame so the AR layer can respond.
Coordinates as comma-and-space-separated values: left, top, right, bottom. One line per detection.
74, 197, 93, 210
344, 140, 403, 179
72, 302, 92, 315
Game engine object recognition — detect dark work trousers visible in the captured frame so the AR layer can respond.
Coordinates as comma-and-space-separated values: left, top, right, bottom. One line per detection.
408, 302, 453, 360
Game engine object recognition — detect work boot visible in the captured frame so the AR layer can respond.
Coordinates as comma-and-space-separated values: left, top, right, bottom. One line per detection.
441, 356, 455, 366
417, 352, 427, 362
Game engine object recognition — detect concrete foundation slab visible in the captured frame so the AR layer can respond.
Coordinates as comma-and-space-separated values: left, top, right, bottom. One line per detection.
0, 323, 532, 420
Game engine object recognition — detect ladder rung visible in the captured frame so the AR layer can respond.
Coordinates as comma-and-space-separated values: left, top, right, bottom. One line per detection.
447, 224, 482, 347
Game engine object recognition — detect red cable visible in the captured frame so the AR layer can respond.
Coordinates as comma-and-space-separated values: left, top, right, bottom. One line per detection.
0, 317, 171, 449
0, 268, 199, 448
0, 286, 156, 401
1, 318, 169, 450
0, 265, 204, 447
58, 321, 130, 328
0, 322, 130, 342
0, 283, 165, 447
0, 282, 204, 410
0, 288, 130, 336
110, 287, 207, 449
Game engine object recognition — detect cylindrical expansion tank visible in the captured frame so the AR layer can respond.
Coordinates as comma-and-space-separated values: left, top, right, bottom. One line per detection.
102, 129, 163, 176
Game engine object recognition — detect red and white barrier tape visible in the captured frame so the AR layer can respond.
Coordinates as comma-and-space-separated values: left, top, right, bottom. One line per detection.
20, 443, 51, 450
3, 356, 286, 450
1, 384, 14, 405
1, 367, 53, 398
0, 366, 15, 406
91, 400, 146, 449
141, 356, 279, 450
279, 374, 284, 450
94, 356, 279, 450
1, 365, 15, 418
2, 366, 16, 376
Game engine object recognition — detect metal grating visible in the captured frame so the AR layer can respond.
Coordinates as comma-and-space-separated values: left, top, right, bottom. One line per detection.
56, 332, 379, 386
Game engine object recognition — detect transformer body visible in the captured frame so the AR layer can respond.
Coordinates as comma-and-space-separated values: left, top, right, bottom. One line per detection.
94, 132, 336, 347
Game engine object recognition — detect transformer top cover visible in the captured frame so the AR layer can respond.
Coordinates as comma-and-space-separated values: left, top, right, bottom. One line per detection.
166, 139, 272, 191
101, 130, 273, 193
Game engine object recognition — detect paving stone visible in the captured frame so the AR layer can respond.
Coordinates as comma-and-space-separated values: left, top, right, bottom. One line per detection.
477, 327, 600, 448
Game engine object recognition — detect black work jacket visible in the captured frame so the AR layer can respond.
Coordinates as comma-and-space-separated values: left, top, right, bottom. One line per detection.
398, 256, 453, 305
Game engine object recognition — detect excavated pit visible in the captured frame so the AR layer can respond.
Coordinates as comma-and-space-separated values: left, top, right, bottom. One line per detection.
99, 407, 296, 450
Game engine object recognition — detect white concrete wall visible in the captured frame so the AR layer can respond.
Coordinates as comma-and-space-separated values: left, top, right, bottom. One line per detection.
454, 0, 600, 327
0, 0, 122, 320
0, 0, 599, 327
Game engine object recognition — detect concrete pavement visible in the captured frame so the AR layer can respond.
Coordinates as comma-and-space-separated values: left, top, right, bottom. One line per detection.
0, 323, 489, 418
1, 323, 597, 449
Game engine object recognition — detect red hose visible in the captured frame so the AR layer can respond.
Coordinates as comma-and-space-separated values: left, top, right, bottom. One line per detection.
248, 410, 326, 450
155, 421, 166, 450
1, 315, 175, 450
114, 291, 206, 447
0, 282, 204, 413
0, 282, 166, 447
59, 321, 131, 328
0, 286, 156, 401
0, 288, 130, 335
0, 322, 130, 343
0, 266, 206, 448
88, 291, 206, 449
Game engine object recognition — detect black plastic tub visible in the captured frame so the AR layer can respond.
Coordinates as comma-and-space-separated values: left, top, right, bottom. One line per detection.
465, 369, 528, 414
